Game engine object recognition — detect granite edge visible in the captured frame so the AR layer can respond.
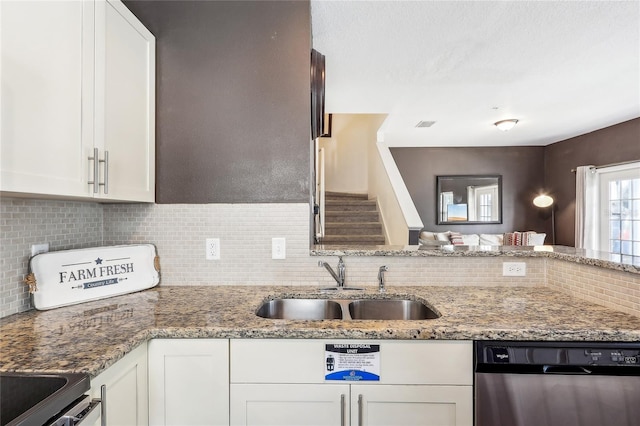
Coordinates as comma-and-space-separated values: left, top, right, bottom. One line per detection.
310, 245, 640, 275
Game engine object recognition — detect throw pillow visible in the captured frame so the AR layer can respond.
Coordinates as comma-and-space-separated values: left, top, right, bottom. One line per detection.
503, 232, 522, 246
528, 233, 546, 245
449, 232, 465, 245
436, 231, 452, 242
419, 231, 438, 241
480, 234, 503, 245
461, 234, 480, 245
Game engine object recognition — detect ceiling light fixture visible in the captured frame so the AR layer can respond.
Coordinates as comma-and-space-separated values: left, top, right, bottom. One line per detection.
494, 119, 519, 132
415, 121, 436, 128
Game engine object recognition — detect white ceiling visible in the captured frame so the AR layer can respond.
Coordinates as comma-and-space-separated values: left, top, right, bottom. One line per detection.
311, 0, 640, 147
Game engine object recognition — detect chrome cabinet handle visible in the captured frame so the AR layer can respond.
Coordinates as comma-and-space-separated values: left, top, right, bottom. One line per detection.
340, 394, 345, 426
88, 148, 99, 194
358, 394, 363, 426
99, 150, 109, 195
100, 384, 107, 426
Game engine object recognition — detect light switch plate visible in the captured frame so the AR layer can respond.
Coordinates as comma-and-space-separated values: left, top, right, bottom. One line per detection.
272, 237, 286, 260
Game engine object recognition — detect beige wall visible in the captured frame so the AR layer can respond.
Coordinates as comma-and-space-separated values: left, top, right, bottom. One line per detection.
319, 114, 387, 194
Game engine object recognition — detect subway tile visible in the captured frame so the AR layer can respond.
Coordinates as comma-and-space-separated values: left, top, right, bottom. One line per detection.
2, 199, 639, 318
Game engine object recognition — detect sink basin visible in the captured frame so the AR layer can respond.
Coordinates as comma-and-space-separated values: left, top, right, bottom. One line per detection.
256, 298, 343, 320
257, 297, 440, 320
0, 372, 90, 426
348, 299, 440, 320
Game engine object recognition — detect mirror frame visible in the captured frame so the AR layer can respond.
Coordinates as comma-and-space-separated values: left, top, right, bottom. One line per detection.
436, 175, 503, 225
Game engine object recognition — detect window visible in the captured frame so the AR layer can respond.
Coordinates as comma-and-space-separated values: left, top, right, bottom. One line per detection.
439, 191, 453, 223
598, 165, 640, 264
467, 184, 499, 221
479, 192, 493, 221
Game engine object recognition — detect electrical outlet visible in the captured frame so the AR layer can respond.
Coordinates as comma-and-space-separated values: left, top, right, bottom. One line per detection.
503, 262, 526, 277
272, 237, 286, 260
206, 238, 220, 260
31, 243, 49, 257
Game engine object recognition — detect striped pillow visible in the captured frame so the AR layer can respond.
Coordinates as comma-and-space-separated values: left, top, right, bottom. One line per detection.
449, 232, 465, 245
504, 231, 538, 246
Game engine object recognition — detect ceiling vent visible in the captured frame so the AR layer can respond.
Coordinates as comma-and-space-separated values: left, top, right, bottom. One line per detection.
415, 121, 436, 128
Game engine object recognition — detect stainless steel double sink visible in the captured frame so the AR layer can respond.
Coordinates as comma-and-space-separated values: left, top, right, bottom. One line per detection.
256, 297, 440, 321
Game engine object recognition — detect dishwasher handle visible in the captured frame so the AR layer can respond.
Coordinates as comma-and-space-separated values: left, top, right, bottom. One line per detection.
543, 365, 592, 375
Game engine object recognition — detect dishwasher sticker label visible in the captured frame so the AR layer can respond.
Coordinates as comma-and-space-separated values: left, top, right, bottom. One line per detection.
324, 344, 380, 381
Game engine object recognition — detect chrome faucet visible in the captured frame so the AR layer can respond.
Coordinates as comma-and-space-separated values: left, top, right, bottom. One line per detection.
378, 265, 388, 292
318, 256, 346, 287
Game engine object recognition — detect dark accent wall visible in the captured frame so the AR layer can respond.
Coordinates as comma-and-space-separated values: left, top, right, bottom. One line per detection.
544, 118, 640, 246
124, 0, 311, 203
390, 147, 547, 235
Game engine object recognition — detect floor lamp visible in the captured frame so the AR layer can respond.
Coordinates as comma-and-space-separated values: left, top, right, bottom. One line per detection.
533, 194, 555, 245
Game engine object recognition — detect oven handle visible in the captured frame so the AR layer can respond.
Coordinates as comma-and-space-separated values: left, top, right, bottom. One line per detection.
543, 365, 592, 375
78, 399, 102, 425
47, 395, 101, 425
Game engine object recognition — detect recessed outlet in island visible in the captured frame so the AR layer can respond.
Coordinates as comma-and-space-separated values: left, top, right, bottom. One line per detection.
503, 262, 526, 276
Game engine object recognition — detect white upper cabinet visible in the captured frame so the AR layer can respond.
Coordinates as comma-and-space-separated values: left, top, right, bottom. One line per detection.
95, 0, 155, 201
0, 0, 155, 202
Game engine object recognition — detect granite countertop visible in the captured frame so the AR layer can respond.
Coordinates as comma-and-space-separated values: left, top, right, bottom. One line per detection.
311, 244, 640, 275
1, 285, 640, 377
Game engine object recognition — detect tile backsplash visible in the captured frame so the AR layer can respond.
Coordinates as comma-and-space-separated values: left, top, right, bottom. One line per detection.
103, 203, 546, 287
546, 259, 640, 317
0, 198, 103, 317
1, 198, 638, 318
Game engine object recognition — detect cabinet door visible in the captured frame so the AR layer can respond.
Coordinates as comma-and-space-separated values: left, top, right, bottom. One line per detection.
95, 0, 155, 202
0, 0, 94, 198
352, 385, 472, 426
90, 343, 148, 426
230, 384, 350, 426
148, 339, 229, 426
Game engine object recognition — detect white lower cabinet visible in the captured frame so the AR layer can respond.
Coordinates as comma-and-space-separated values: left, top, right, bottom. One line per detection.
352, 384, 472, 426
229, 339, 473, 426
231, 384, 350, 426
90, 342, 148, 426
148, 339, 229, 426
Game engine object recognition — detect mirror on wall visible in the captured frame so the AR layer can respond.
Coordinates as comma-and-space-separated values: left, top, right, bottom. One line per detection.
436, 175, 502, 225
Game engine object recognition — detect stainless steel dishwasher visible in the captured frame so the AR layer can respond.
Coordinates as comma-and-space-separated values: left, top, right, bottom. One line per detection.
475, 341, 640, 426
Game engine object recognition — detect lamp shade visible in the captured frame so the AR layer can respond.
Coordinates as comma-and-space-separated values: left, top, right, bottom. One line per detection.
533, 194, 554, 208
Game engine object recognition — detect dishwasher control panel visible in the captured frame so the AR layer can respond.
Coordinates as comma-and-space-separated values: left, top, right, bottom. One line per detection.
477, 341, 640, 367
587, 349, 638, 365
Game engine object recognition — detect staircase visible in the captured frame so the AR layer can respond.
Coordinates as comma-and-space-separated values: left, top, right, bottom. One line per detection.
319, 192, 386, 245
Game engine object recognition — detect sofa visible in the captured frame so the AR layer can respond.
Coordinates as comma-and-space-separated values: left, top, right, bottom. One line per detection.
419, 230, 546, 246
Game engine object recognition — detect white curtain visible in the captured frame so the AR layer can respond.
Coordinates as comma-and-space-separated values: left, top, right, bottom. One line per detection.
574, 165, 597, 249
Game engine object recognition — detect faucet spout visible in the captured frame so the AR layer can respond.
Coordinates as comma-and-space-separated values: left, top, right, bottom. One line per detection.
318, 257, 345, 287
378, 265, 388, 292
